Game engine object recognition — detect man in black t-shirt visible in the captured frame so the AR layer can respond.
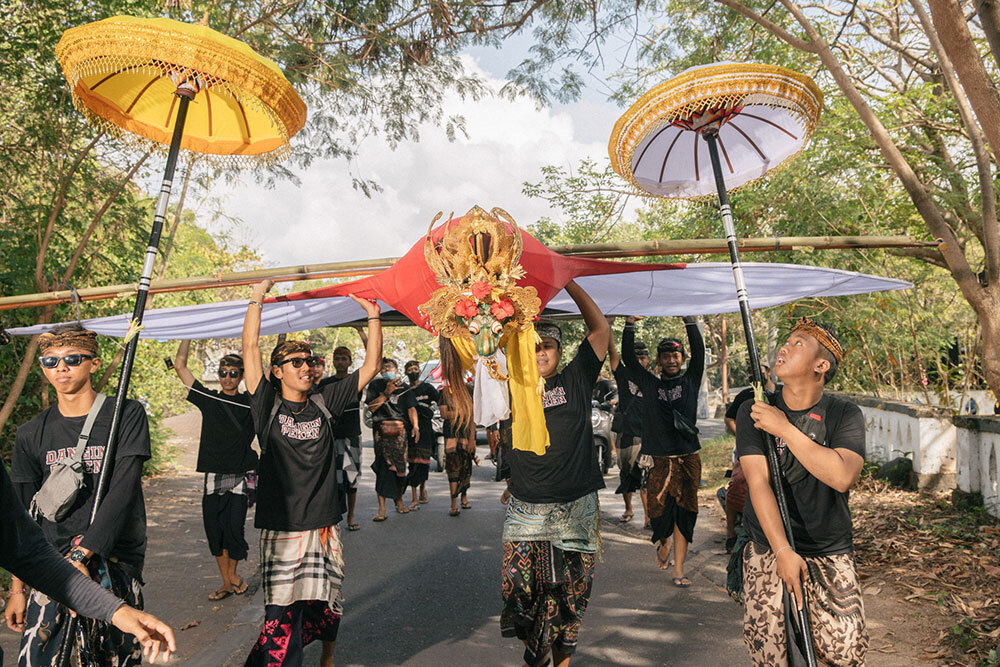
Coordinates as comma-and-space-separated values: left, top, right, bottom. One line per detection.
317, 344, 364, 531
622, 316, 704, 587
735, 318, 867, 666
608, 328, 650, 526
8, 324, 151, 666
173, 340, 257, 600
403, 360, 440, 509
501, 280, 610, 667
365, 358, 418, 520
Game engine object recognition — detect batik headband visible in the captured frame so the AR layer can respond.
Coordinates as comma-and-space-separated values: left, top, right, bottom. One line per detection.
536, 322, 562, 344
38, 327, 99, 355
220, 353, 244, 369
791, 317, 844, 362
271, 340, 312, 366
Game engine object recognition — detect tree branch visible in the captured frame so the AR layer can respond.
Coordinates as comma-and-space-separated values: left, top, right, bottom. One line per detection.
712, 0, 818, 51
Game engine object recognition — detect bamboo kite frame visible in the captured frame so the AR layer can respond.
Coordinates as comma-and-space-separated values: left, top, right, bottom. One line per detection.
0, 235, 938, 311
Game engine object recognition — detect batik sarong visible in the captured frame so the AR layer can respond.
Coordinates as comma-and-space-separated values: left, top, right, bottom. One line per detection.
614, 436, 642, 495
446, 447, 473, 498
646, 452, 701, 544
243, 601, 341, 667
372, 425, 407, 500
500, 492, 599, 666
19, 559, 143, 667
742, 541, 868, 666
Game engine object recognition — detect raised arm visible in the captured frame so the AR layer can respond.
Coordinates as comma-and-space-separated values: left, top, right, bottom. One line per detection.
683, 316, 705, 384
173, 340, 196, 389
351, 295, 383, 391
565, 280, 609, 362
242, 280, 273, 394
607, 317, 621, 372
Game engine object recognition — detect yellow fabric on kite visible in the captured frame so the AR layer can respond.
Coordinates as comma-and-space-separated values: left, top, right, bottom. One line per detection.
506, 325, 550, 456
450, 329, 549, 455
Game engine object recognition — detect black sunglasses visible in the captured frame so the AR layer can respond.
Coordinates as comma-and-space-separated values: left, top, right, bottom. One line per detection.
278, 356, 320, 369
39, 354, 95, 369
218, 369, 242, 378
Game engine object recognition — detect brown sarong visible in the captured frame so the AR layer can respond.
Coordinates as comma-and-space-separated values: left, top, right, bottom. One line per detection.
646, 453, 701, 543
742, 541, 868, 666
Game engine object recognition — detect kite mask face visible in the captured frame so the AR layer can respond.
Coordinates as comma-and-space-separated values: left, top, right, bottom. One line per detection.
420, 206, 541, 368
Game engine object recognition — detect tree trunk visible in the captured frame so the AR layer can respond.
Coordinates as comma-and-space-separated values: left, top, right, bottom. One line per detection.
974, 0, 1000, 68
0, 305, 56, 436
976, 290, 1000, 401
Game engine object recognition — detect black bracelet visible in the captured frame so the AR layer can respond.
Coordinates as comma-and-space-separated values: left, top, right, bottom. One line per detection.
367, 316, 381, 321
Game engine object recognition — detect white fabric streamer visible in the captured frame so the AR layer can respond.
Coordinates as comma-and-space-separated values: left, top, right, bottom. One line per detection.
473, 350, 511, 427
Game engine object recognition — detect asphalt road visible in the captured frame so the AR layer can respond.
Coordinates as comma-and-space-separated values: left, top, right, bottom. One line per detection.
291, 422, 749, 666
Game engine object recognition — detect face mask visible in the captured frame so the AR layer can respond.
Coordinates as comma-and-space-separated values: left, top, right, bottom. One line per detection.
382, 371, 397, 381
407, 372, 421, 383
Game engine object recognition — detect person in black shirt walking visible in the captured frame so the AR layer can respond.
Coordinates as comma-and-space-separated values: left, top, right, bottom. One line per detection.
500, 280, 610, 667
404, 360, 440, 510
317, 344, 365, 531
609, 329, 650, 526
241, 280, 383, 667
366, 358, 418, 520
736, 318, 867, 666
8, 323, 152, 666
622, 316, 704, 587
173, 341, 258, 600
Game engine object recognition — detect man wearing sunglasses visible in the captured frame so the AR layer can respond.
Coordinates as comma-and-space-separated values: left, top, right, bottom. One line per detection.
7, 323, 153, 666
173, 341, 258, 601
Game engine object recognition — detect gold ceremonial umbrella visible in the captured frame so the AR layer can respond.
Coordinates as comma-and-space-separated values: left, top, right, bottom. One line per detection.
52, 18, 305, 663
610, 62, 823, 665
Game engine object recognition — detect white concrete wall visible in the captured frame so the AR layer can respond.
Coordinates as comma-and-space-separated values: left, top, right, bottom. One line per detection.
955, 419, 1000, 518
856, 403, 956, 478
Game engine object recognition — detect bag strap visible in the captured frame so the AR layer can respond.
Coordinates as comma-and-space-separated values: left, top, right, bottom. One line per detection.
261, 393, 333, 455
70, 394, 106, 462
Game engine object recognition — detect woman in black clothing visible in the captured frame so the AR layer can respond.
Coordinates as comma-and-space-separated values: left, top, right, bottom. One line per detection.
622, 316, 704, 587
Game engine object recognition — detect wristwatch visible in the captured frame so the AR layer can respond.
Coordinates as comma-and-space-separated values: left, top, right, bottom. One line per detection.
68, 547, 90, 564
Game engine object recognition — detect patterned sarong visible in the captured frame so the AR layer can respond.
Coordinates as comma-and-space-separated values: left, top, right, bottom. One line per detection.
646, 453, 701, 544
18, 559, 143, 667
244, 600, 341, 667
260, 527, 345, 609
334, 435, 361, 492
742, 541, 868, 666
614, 437, 642, 495
501, 492, 600, 665
445, 447, 473, 498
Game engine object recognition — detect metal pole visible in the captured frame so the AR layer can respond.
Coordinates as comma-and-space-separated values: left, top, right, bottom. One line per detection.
702, 128, 818, 666
56, 87, 193, 667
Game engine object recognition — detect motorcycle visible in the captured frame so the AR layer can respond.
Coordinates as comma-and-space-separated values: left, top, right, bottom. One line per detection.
591, 400, 615, 474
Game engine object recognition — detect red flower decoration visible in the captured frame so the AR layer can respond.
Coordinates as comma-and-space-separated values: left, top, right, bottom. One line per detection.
471, 281, 492, 301
454, 299, 478, 319
490, 299, 515, 321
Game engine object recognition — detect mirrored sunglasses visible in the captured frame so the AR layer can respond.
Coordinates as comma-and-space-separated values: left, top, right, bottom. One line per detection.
278, 356, 320, 369
218, 369, 242, 378
39, 354, 95, 369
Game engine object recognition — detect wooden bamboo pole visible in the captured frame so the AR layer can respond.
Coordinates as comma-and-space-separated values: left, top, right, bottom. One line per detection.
0, 235, 937, 312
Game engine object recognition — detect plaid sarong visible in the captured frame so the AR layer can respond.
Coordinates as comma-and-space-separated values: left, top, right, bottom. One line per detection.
334, 435, 361, 492
260, 527, 345, 611
204, 472, 246, 496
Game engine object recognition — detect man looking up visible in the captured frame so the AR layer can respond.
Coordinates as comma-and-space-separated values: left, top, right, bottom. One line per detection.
8, 323, 152, 666
173, 341, 257, 600
736, 318, 867, 666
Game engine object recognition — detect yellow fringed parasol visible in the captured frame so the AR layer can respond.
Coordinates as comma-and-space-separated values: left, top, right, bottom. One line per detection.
52, 18, 305, 665
610, 62, 823, 665
56, 15, 306, 167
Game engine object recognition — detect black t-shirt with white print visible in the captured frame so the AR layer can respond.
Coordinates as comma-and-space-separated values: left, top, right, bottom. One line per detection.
317, 374, 363, 439
249, 372, 359, 531
187, 380, 258, 474
735, 390, 866, 556
622, 322, 704, 457
365, 378, 416, 424
10, 399, 151, 568
612, 363, 645, 440
508, 339, 606, 504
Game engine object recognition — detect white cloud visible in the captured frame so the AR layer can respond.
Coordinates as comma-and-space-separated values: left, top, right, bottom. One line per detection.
202, 56, 611, 267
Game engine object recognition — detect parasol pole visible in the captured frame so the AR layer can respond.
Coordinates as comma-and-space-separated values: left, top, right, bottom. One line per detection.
56, 84, 194, 667
702, 126, 819, 666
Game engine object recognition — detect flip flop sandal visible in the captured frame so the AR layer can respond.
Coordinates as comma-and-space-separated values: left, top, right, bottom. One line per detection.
656, 546, 672, 570
461, 502, 471, 509
348, 523, 361, 531
396, 506, 410, 514
373, 514, 387, 522
232, 580, 249, 596
672, 577, 692, 588
408, 504, 420, 511
449, 509, 461, 516
419, 498, 429, 504
618, 513, 634, 523
209, 588, 233, 601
